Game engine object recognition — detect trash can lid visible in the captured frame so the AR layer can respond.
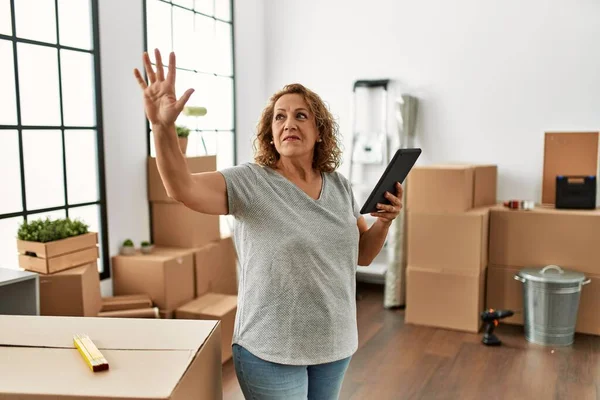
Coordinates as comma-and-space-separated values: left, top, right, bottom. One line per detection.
518, 265, 587, 284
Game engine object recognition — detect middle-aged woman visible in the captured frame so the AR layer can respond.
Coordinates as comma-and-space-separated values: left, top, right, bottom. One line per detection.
134, 49, 403, 400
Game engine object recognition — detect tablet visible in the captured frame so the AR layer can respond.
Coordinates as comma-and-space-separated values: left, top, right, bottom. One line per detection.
359, 148, 422, 214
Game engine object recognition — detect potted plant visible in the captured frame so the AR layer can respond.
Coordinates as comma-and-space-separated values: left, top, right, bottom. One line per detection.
176, 125, 190, 155
140, 241, 154, 255
16, 217, 98, 274
120, 239, 135, 256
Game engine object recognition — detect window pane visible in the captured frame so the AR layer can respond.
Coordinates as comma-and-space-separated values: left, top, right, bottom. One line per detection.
194, 0, 213, 15
174, 68, 198, 129
194, 14, 215, 72
0, 40, 17, 125
0, 216, 23, 270
61, 50, 95, 126
0, 0, 12, 35
65, 130, 98, 204
172, 0, 193, 9
215, 0, 231, 22
172, 6, 195, 70
211, 76, 233, 130
0, 130, 22, 214
14, 0, 56, 44
187, 130, 212, 157
58, 0, 92, 50
69, 204, 102, 272
28, 209, 66, 221
23, 130, 65, 210
216, 130, 234, 170
146, 0, 172, 55
17, 43, 61, 126
215, 21, 232, 76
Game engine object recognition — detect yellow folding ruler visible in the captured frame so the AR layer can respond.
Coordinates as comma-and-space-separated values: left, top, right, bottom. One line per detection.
73, 334, 109, 372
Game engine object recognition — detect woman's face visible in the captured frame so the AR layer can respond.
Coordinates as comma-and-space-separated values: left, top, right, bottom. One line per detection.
271, 93, 320, 161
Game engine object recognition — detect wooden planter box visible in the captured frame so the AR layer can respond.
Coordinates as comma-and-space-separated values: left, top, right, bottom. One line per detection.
17, 232, 99, 274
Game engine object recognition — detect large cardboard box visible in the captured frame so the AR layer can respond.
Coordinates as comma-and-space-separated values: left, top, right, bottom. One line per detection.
489, 206, 600, 274
39, 262, 101, 317
486, 264, 600, 335
542, 132, 599, 204
407, 208, 489, 270
148, 155, 217, 202
112, 247, 195, 311
407, 164, 497, 213
176, 293, 237, 364
405, 266, 486, 333
195, 236, 238, 297
0, 315, 222, 399
152, 202, 220, 248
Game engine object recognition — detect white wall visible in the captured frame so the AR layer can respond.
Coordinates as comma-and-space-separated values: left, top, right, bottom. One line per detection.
259, 0, 600, 202
233, 0, 266, 164
98, 0, 149, 295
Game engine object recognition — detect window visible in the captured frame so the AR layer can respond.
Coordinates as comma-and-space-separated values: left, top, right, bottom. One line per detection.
144, 0, 236, 171
0, 0, 110, 279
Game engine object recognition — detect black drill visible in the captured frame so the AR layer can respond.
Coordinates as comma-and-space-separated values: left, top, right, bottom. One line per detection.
481, 309, 514, 346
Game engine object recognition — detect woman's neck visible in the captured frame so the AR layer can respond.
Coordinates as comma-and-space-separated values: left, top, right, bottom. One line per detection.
275, 158, 318, 182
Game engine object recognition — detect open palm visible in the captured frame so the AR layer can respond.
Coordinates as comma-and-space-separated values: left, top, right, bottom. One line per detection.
133, 49, 194, 127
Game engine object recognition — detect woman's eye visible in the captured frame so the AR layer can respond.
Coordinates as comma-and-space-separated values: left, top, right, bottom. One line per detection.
297, 113, 307, 119
275, 114, 284, 120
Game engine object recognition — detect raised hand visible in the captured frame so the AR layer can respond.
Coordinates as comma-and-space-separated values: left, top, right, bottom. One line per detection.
133, 49, 194, 128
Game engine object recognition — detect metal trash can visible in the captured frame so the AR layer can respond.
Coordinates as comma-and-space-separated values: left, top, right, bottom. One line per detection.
514, 265, 590, 346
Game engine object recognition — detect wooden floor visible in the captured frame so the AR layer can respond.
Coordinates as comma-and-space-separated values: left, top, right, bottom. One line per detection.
223, 283, 600, 400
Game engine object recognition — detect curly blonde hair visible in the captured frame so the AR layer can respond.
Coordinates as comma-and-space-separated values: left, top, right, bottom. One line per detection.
253, 83, 342, 173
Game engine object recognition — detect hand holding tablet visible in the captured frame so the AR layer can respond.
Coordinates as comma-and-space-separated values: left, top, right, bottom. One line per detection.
359, 148, 422, 215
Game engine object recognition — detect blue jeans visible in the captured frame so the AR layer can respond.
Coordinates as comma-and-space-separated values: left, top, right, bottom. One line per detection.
232, 344, 351, 400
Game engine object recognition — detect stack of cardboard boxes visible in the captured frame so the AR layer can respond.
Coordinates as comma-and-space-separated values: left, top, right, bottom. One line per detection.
404, 164, 497, 332
16, 232, 102, 317
110, 155, 239, 363
487, 131, 600, 336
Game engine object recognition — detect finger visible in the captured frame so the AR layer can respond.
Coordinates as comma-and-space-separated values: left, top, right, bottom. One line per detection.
133, 68, 147, 89
396, 182, 404, 197
167, 52, 176, 85
384, 191, 402, 206
155, 49, 165, 81
370, 212, 396, 221
175, 88, 195, 111
143, 52, 156, 83
376, 203, 398, 213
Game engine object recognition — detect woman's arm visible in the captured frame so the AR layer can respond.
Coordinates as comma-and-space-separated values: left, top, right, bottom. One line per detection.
356, 183, 403, 266
134, 49, 228, 216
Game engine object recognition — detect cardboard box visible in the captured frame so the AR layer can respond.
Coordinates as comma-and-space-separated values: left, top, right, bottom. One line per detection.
148, 155, 217, 202
489, 206, 600, 274
98, 307, 160, 319
195, 236, 238, 297
486, 264, 600, 335
17, 232, 99, 274
101, 294, 153, 312
112, 247, 195, 311
407, 164, 497, 213
485, 265, 524, 325
159, 309, 175, 319
407, 208, 489, 270
405, 266, 485, 333
542, 132, 599, 204
0, 315, 222, 399
176, 293, 237, 364
152, 202, 220, 248
39, 262, 102, 317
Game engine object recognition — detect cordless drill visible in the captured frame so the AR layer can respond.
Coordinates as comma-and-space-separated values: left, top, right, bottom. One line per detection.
481, 308, 514, 346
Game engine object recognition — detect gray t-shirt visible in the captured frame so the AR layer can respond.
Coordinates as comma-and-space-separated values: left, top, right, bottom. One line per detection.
219, 162, 361, 365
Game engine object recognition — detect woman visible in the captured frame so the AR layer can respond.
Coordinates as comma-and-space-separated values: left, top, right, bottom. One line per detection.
134, 49, 403, 400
